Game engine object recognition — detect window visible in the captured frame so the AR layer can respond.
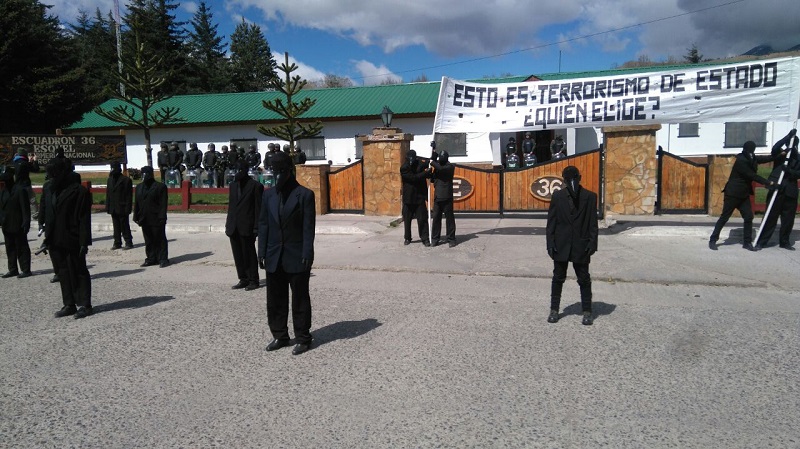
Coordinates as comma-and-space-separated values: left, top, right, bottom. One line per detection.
724, 122, 767, 148
678, 123, 699, 137
355, 139, 363, 160
297, 137, 325, 160
433, 133, 467, 157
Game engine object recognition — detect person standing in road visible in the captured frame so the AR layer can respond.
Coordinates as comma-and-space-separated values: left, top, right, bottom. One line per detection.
428, 149, 457, 247
546, 166, 598, 326
709, 141, 779, 251
105, 162, 134, 250
226, 161, 264, 291
258, 152, 316, 356
400, 149, 430, 246
0, 169, 32, 279
133, 166, 170, 268
755, 129, 798, 250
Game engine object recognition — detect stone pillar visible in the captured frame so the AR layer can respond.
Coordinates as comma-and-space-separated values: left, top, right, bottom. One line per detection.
358, 127, 413, 216
707, 154, 736, 216
602, 124, 661, 215
296, 164, 331, 215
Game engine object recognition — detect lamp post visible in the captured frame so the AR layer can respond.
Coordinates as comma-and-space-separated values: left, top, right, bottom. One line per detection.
380, 106, 393, 127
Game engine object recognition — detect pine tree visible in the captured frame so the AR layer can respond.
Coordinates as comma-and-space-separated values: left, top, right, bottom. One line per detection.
229, 19, 278, 92
684, 44, 703, 64
94, 21, 185, 168
69, 9, 119, 106
0, 0, 91, 133
187, 1, 230, 93
257, 52, 323, 159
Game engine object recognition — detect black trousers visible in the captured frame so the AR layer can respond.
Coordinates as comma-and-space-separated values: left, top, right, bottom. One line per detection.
550, 260, 592, 313
229, 232, 258, 283
402, 202, 429, 242
266, 265, 312, 344
49, 246, 91, 308
431, 199, 456, 242
2, 230, 31, 273
757, 191, 797, 247
141, 224, 168, 263
710, 194, 754, 244
111, 213, 133, 246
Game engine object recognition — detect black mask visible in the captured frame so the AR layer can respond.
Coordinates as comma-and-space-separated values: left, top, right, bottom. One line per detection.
235, 170, 248, 183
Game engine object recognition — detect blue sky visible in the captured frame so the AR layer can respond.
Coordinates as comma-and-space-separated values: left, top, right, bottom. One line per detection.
51, 0, 800, 85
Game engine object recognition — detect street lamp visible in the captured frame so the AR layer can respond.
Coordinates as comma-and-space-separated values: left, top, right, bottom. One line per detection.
380, 106, 393, 127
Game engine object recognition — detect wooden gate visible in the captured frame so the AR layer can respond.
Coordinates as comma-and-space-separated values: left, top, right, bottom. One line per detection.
452, 166, 502, 212
656, 149, 708, 214
328, 159, 364, 213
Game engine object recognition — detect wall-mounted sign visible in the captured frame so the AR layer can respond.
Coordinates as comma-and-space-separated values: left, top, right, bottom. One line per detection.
530, 176, 564, 201
453, 176, 474, 202
0, 134, 127, 166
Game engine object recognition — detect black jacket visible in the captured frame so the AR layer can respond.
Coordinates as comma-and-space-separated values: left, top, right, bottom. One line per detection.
245, 151, 262, 170
400, 160, 428, 204
105, 174, 133, 215
157, 150, 169, 169
430, 160, 455, 201
546, 186, 598, 264
0, 184, 30, 234
722, 153, 773, 199
43, 182, 92, 250
185, 149, 203, 169
133, 181, 168, 226
769, 133, 800, 199
257, 180, 315, 274
203, 150, 219, 171
225, 178, 263, 237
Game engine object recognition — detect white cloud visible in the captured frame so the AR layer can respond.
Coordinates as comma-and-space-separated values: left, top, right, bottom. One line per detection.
352, 60, 402, 86
274, 52, 327, 83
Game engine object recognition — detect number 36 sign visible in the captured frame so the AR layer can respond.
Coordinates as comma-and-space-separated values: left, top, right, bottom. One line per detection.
530, 176, 564, 201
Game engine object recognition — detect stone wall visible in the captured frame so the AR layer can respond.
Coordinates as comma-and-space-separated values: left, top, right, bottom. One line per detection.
602, 125, 660, 215
707, 154, 736, 216
359, 128, 413, 216
296, 164, 330, 215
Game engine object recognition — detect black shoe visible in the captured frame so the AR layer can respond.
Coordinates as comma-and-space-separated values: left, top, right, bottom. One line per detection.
743, 243, 758, 251
292, 342, 312, 355
50, 275, 60, 283
17, 271, 32, 278
123, 243, 134, 250
266, 338, 291, 351
140, 261, 157, 267
159, 260, 170, 268
708, 240, 717, 251
582, 312, 594, 326
74, 306, 93, 319
448, 241, 457, 248
2, 271, 19, 279
111, 244, 122, 250
244, 282, 259, 291
404, 239, 411, 246
430, 240, 439, 247
232, 280, 248, 290
780, 244, 796, 251
54, 305, 77, 318
422, 240, 431, 247
547, 310, 560, 323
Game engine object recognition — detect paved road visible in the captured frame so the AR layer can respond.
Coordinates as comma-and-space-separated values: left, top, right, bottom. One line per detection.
0, 213, 798, 448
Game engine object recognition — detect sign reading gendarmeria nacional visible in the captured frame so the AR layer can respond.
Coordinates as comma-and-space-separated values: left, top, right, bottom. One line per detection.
433, 56, 800, 133
0, 134, 127, 166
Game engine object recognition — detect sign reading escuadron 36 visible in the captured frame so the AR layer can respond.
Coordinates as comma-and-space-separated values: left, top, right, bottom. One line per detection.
0, 134, 127, 166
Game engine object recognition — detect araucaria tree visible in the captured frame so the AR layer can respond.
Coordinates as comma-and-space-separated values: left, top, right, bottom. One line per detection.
257, 52, 323, 158
93, 22, 184, 167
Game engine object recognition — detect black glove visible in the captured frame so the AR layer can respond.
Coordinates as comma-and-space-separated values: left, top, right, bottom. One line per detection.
789, 128, 797, 138
258, 258, 266, 270
586, 247, 596, 256
79, 246, 88, 257
301, 258, 312, 271
547, 248, 556, 259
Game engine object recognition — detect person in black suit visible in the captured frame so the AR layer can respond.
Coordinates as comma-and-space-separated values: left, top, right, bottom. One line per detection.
546, 166, 598, 325
258, 152, 316, 356
105, 162, 134, 250
202, 143, 220, 187
400, 149, 430, 246
709, 141, 779, 251
43, 156, 93, 319
133, 166, 170, 268
226, 161, 264, 291
428, 149, 457, 247
1, 169, 32, 278
756, 129, 799, 250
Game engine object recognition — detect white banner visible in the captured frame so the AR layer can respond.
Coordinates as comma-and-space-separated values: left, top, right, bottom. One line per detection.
433, 56, 800, 133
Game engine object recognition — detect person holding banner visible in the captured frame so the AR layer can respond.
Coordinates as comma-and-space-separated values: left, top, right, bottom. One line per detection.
546, 166, 598, 325
400, 149, 430, 246
755, 129, 798, 250
428, 150, 457, 247
709, 141, 780, 251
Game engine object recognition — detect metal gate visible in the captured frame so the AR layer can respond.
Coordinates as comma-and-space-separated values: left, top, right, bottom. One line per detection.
656, 149, 708, 214
327, 159, 364, 213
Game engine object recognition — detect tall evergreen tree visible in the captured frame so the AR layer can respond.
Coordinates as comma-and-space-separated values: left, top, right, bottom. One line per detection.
229, 19, 277, 92
684, 44, 704, 64
187, 1, 230, 93
0, 0, 91, 133
69, 9, 119, 106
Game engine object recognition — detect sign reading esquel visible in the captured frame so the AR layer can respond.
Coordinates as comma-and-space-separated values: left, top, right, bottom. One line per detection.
0, 134, 127, 166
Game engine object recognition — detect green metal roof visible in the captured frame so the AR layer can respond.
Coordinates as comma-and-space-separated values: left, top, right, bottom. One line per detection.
68, 81, 444, 130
